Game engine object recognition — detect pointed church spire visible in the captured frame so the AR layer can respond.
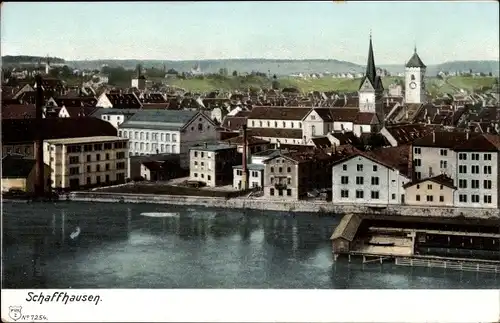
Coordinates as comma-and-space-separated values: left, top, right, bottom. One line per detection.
365, 31, 377, 86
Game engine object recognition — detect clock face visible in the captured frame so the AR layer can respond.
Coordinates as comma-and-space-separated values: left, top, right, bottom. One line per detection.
410, 82, 417, 89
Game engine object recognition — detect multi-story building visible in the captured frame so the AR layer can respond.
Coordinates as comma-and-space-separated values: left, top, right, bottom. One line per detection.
411, 131, 468, 180
453, 134, 500, 209
403, 174, 456, 207
44, 136, 129, 190
263, 150, 334, 200
246, 106, 309, 146
232, 149, 283, 190
92, 108, 140, 129
331, 151, 410, 205
118, 110, 218, 168
1, 118, 118, 159
189, 143, 239, 187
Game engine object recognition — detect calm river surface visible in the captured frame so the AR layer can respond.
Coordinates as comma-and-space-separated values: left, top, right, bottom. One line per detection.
2, 201, 498, 289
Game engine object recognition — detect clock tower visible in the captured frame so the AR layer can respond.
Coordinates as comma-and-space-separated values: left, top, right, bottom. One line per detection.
405, 46, 427, 104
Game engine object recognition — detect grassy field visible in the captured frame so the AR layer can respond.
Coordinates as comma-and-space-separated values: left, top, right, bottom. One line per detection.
161, 75, 496, 95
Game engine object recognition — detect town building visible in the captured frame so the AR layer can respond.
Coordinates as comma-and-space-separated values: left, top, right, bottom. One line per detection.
231, 149, 282, 190
95, 92, 142, 109
1, 155, 51, 193
405, 47, 427, 104
331, 151, 410, 206
403, 174, 456, 207
44, 136, 129, 190
118, 110, 218, 168
246, 106, 310, 146
262, 150, 334, 200
189, 143, 239, 187
452, 134, 500, 209
1, 118, 118, 159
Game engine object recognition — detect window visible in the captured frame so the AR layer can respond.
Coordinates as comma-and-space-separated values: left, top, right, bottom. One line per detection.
198, 123, 203, 131
161, 133, 164, 141
356, 176, 364, 185
207, 175, 211, 181
458, 179, 467, 188
411, 74, 415, 81
87, 165, 91, 172
201, 174, 204, 178
440, 185, 443, 190
415, 172, 421, 180
416, 195, 420, 201
105, 153, 110, 160
355, 190, 364, 199
440, 149, 447, 156
270, 167, 274, 173
471, 153, 479, 160
341, 190, 349, 198
414, 147, 421, 154
287, 178, 291, 185
484, 166, 492, 174
458, 153, 467, 160
459, 194, 467, 203
341, 176, 349, 184
278, 167, 283, 173
278, 189, 283, 196
484, 154, 492, 161
439, 196, 444, 202
166, 134, 171, 141
484, 195, 492, 204
287, 167, 291, 173
96, 154, 101, 161
427, 184, 432, 190
270, 188, 275, 196
342, 164, 347, 171
105, 163, 110, 171
69, 156, 79, 164
471, 180, 479, 189
471, 195, 480, 203
86, 177, 91, 185
69, 167, 79, 175
371, 177, 379, 185
484, 180, 492, 189
416, 184, 420, 189
96, 165, 101, 172
286, 189, 292, 196
372, 165, 378, 172
274, 121, 278, 128
414, 159, 422, 167
471, 165, 479, 174
458, 165, 467, 174
116, 162, 125, 170
371, 191, 379, 199
391, 193, 396, 200
426, 195, 433, 202
357, 164, 363, 171
146, 133, 149, 140
440, 160, 447, 168
172, 134, 177, 142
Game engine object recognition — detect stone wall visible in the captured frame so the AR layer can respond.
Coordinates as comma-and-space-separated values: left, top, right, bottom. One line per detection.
65, 191, 500, 220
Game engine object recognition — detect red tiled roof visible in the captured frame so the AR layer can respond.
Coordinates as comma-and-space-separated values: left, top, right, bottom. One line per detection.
413, 131, 475, 148
453, 133, 500, 152
248, 106, 310, 120
383, 124, 432, 145
222, 116, 247, 131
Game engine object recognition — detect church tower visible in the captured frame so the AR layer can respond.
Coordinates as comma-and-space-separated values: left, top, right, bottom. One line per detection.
405, 46, 426, 104
358, 33, 384, 121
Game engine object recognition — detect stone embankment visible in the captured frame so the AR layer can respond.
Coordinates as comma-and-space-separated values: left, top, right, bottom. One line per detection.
64, 191, 500, 220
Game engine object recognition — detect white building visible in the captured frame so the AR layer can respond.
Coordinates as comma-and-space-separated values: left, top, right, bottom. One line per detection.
332, 153, 410, 205
92, 108, 141, 129
405, 47, 427, 104
246, 106, 309, 146
118, 110, 217, 168
231, 149, 281, 190
452, 134, 500, 209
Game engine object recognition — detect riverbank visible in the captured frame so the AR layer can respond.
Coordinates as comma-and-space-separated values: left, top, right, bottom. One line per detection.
62, 191, 500, 219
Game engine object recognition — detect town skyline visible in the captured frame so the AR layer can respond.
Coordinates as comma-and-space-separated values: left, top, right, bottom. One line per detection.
1, 2, 499, 64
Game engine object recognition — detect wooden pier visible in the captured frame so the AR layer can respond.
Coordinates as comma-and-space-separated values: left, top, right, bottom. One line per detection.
330, 214, 500, 274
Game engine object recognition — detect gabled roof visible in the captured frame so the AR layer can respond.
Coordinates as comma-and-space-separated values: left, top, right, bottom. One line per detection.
403, 174, 455, 189
120, 110, 199, 131
412, 131, 475, 148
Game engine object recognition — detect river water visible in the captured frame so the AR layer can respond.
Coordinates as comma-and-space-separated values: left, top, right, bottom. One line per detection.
2, 202, 498, 289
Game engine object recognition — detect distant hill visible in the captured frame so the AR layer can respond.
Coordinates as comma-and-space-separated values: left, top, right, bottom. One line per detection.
3, 56, 498, 76
2, 55, 65, 65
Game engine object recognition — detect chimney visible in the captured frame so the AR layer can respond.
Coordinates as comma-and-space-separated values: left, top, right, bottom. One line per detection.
204, 142, 208, 149
35, 74, 45, 197
486, 126, 490, 133
241, 125, 249, 190
466, 131, 469, 140
432, 131, 436, 143
427, 116, 431, 125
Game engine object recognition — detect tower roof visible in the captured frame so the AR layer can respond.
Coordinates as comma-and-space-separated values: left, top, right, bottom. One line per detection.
406, 47, 426, 68
359, 32, 383, 91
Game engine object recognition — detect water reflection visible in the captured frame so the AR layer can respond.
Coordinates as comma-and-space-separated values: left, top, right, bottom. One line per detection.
2, 202, 499, 289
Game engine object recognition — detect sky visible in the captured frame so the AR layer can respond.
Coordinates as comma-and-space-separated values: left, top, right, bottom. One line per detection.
1, 1, 499, 64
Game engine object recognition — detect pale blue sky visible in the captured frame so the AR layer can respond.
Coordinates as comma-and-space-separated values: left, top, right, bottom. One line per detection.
1, 1, 499, 64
